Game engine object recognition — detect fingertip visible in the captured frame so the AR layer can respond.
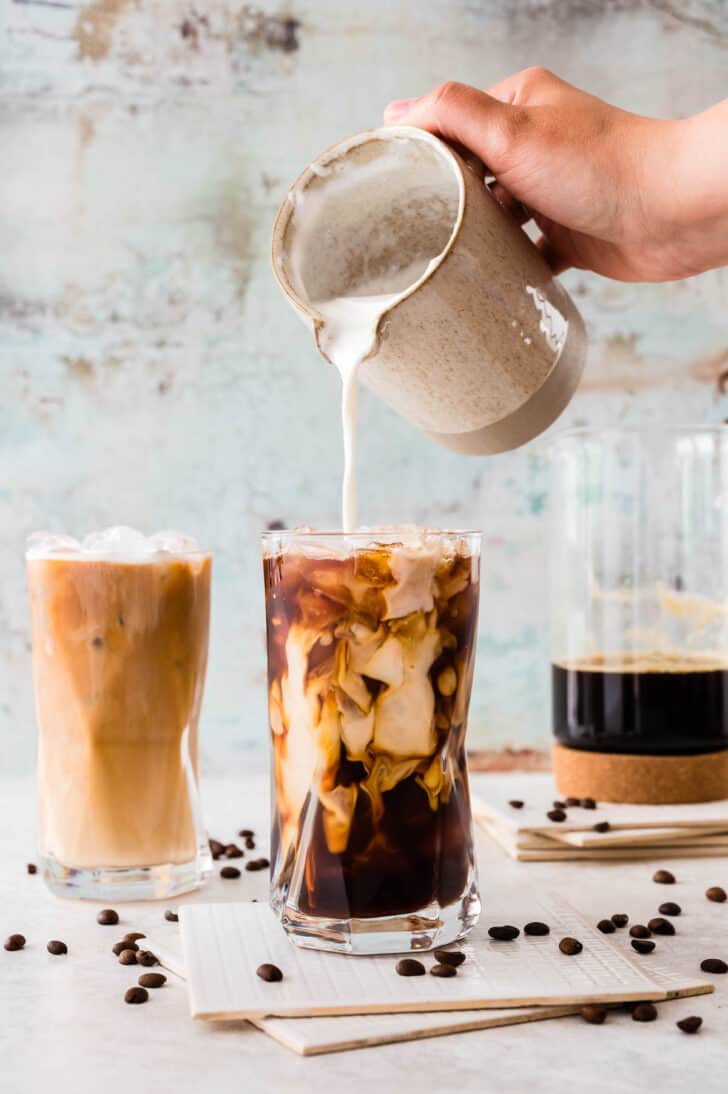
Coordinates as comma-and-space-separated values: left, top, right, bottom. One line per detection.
383, 98, 417, 124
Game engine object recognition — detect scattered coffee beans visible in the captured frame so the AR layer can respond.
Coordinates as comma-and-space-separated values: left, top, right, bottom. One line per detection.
113, 941, 133, 956
631, 939, 656, 955
238, 829, 254, 838
700, 958, 727, 974
124, 987, 148, 1005
508, 800, 524, 809
677, 1016, 702, 1034
26, 863, 37, 875
581, 797, 597, 810
245, 858, 270, 872
96, 909, 119, 926
209, 839, 225, 859
632, 1002, 658, 1022
4, 934, 26, 951
245, 838, 256, 850
138, 973, 166, 989
47, 940, 67, 956
118, 948, 138, 965
256, 963, 283, 982
629, 925, 651, 939
653, 869, 675, 885
433, 949, 466, 967
488, 925, 520, 941
648, 917, 675, 936
597, 919, 616, 934
706, 886, 727, 904
164, 910, 179, 923
524, 922, 550, 936
658, 902, 681, 917
220, 866, 241, 879
593, 821, 610, 833
559, 938, 583, 955
430, 963, 457, 978
553, 800, 566, 809
611, 914, 629, 928
137, 950, 159, 967
225, 844, 244, 859
565, 797, 581, 807
547, 809, 566, 823
123, 932, 145, 942
580, 1005, 607, 1025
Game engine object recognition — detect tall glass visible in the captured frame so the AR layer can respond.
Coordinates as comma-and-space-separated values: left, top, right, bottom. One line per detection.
27, 531, 212, 899
549, 426, 728, 801
263, 529, 481, 953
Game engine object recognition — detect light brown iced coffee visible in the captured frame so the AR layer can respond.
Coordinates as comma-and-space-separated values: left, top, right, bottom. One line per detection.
27, 528, 211, 899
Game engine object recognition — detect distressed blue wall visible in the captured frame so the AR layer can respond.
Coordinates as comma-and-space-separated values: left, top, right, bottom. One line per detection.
2, 1, 727, 773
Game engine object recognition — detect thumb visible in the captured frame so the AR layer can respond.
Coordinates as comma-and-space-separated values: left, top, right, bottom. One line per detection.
383, 82, 523, 175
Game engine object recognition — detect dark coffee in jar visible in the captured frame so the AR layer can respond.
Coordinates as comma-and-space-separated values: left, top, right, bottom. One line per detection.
552, 653, 728, 756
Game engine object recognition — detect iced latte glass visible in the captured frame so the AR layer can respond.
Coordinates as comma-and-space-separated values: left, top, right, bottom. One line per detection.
263, 529, 481, 953
27, 527, 212, 900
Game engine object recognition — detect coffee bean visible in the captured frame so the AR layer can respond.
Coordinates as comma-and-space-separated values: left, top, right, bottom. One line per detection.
629, 925, 651, 939
611, 914, 629, 928
524, 922, 550, 936
137, 950, 158, 967
112, 940, 132, 956
209, 839, 225, 859
597, 919, 616, 934
706, 886, 727, 904
164, 910, 179, 923
238, 829, 255, 838
559, 938, 583, 955
488, 925, 520, 941
508, 800, 524, 809
123, 932, 145, 942
431, 963, 457, 978
4, 934, 26, 951
631, 939, 656, 955
256, 963, 283, 982
26, 863, 37, 875
47, 940, 67, 956
220, 866, 241, 879
547, 809, 566, 822
653, 869, 675, 884
124, 987, 148, 1005
96, 909, 119, 926
245, 858, 270, 872
632, 1002, 658, 1022
553, 800, 566, 809
565, 797, 581, 807
245, 838, 256, 850
677, 1016, 702, 1034
118, 948, 138, 965
580, 1005, 607, 1025
138, 973, 166, 989
648, 917, 675, 936
700, 958, 728, 974
433, 949, 466, 967
581, 797, 597, 810
394, 958, 425, 976
225, 844, 244, 859
593, 821, 610, 833
658, 902, 681, 917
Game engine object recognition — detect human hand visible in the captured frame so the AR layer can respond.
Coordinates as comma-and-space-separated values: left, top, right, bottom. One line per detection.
384, 69, 728, 282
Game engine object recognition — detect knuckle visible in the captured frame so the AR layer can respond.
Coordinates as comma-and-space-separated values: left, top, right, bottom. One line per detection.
430, 80, 466, 112
518, 65, 555, 92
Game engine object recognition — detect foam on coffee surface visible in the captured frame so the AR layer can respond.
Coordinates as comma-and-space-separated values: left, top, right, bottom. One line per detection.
26, 525, 205, 561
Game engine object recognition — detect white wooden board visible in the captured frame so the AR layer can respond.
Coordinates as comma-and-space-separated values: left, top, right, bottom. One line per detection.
177, 890, 712, 1021
482, 819, 728, 861
552, 826, 728, 849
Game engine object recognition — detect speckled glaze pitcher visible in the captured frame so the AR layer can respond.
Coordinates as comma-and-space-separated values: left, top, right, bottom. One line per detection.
271, 125, 586, 455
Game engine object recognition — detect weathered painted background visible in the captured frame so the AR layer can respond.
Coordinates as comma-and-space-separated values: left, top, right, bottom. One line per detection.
2, 1, 727, 773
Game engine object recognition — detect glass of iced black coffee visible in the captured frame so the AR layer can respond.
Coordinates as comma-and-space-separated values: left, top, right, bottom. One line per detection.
549, 426, 728, 803
262, 528, 481, 953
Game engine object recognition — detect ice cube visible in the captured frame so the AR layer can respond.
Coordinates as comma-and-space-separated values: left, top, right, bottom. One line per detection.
147, 529, 200, 555
25, 531, 81, 558
81, 526, 153, 557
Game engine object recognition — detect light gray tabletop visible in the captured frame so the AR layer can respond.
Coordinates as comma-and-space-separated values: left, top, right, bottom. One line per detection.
3, 774, 727, 1094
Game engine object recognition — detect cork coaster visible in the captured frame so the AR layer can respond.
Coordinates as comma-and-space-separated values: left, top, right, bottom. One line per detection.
553, 743, 728, 804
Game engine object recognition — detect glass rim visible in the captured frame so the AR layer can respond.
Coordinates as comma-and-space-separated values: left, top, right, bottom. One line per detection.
261, 528, 482, 540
